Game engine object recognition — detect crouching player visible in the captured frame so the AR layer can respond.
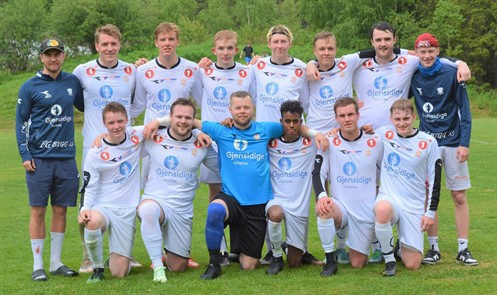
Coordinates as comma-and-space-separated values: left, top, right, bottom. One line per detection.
374, 99, 442, 276
265, 100, 321, 275
78, 102, 143, 283
312, 98, 383, 276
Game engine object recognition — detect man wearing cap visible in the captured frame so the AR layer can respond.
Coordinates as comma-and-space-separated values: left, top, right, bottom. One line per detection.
410, 33, 477, 266
16, 38, 84, 281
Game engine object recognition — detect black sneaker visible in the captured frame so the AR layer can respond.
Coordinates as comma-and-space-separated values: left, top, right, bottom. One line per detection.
260, 250, 273, 265
87, 268, 104, 284
303, 251, 325, 266
456, 248, 479, 266
382, 261, 396, 276
320, 252, 338, 276
422, 245, 441, 265
200, 263, 222, 280
220, 252, 231, 267
265, 256, 284, 275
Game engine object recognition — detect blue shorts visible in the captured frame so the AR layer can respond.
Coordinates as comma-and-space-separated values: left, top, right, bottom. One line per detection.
26, 158, 79, 207
244, 57, 252, 64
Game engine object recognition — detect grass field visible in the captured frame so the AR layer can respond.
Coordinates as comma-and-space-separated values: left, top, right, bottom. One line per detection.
1, 119, 496, 294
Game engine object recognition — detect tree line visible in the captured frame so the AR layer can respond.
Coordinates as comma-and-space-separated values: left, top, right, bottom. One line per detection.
0, 0, 496, 88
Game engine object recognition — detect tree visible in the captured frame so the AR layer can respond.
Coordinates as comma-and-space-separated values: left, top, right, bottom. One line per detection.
0, 0, 49, 72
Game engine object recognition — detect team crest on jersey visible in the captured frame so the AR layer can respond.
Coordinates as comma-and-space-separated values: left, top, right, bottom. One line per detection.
184, 69, 193, 78
398, 56, 407, 65
239, 69, 247, 78
194, 140, 202, 148
268, 139, 278, 148
418, 140, 428, 150
333, 138, 342, 146
367, 138, 377, 148
257, 61, 266, 70
86, 68, 96, 76
254, 134, 260, 140
100, 151, 110, 161
153, 135, 163, 144
131, 135, 140, 145
385, 130, 395, 140
124, 66, 133, 75
145, 70, 154, 79
295, 68, 303, 77
204, 68, 214, 75
362, 60, 373, 68
303, 137, 312, 147
338, 61, 347, 70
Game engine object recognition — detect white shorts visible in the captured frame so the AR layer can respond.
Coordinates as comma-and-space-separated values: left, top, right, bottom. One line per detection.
333, 199, 375, 255
375, 195, 424, 253
266, 200, 308, 252
439, 146, 471, 190
92, 206, 136, 258
144, 198, 193, 259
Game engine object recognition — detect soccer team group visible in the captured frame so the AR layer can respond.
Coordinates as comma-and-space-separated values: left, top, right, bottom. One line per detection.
16, 20, 477, 284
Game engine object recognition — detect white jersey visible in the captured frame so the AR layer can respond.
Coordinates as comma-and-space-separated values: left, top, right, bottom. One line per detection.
377, 126, 440, 215
141, 128, 219, 213
268, 136, 317, 217
316, 131, 383, 222
73, 59, 136, 148
307, 54, 364, 133
132, 57, 199, 123
192, 62, 254, 121
81, 127, 144, 210
251, 56, 309, 122
353, 55, 418, 128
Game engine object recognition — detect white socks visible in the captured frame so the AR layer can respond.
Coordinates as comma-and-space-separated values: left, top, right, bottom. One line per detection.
139, 202, 164, 268
31, 239, 44, 271
375, 222, 395, 263
84, 228, 104, 268
50, 232, 64, 271
268, 220, 283, 257
317, 217, 335, 253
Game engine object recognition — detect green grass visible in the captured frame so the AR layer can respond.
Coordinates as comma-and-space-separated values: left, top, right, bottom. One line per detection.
1, 119, 497, 294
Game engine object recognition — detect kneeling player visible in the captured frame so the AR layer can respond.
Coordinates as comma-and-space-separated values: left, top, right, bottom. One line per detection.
313, 98, 383, 276
374, 99, 441, 276
78, 102, 143, 283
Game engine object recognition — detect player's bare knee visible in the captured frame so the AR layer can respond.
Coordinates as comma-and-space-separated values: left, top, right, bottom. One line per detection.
167, 261, 187, 272
403, 259, 421, 270
267, 206, 283, 222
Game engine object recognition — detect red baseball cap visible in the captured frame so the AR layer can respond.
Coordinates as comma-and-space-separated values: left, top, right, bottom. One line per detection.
414, 33, 439, 49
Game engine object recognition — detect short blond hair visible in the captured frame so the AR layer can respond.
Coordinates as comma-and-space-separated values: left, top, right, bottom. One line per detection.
95, 24, 121, 43
390, 99, 415, 116
313, 31, 336, 48
154, 22, 180, 40
266, 25, 293, 43
213, 30, 237, 46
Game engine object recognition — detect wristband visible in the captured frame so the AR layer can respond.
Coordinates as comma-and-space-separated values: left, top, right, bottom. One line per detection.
317, 192, 328, 200
156, 117, 171, 126
307, 129, 319, 138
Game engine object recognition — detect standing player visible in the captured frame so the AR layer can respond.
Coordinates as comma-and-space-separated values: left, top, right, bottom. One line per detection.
138, 99, 219, 283
410, 33, 477, 265
264, 100, 319, 275
191, 30, 254, 264
78, 102, 143, 283
251, 25, 309, 122
16, 38, 83, 281
313, 98, 383, 276
132, 22, 198, 124
73, 24, 140, 273
374, 99, 442, 276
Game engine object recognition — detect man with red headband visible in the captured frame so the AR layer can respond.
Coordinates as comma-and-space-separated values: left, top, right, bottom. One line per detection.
410, 33, 477, 266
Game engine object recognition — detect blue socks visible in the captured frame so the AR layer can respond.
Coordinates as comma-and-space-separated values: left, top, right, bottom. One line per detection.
205, 203, 226, 252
